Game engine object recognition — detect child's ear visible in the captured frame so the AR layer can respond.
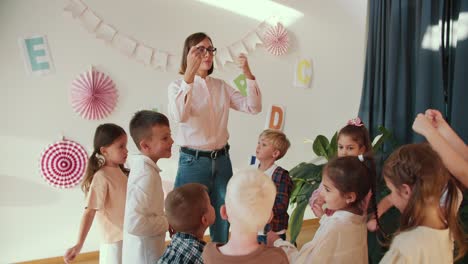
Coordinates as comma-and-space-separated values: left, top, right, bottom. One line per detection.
401, 184, 412, 200
220, 205, 229, 220
358, 145, 367, 155
139, 139, 148, 152
99, 146, 107, 156
272, 149, 281, 159
345, 192, 357, 204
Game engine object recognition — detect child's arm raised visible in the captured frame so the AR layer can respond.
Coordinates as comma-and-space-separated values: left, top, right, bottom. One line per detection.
64, 208, 96, 264
425, 109, 468, 159
413, 113, 468, 187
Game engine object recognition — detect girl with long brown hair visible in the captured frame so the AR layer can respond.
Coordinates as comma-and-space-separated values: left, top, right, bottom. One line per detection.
380, 143, 467, 263
64, 124, 129, 264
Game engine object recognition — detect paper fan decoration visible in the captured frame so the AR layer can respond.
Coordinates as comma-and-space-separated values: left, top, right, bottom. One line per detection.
263, 23, 289, 56
70, 67, 118, 120
40, 139, 88, 188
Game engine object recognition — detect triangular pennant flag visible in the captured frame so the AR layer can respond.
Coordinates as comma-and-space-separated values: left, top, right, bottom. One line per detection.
152, 50, 168, 70
135, 44, 153, 65
64, 0, 87, 18
217, 47, 234, 66
96, 22, 116, 42
230, 41, 248, 57
113, 33, 137, 57
79, 9, 101, 33
243, 31, 263, 51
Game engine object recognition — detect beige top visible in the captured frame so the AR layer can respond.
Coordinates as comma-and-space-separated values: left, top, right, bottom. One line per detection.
380, 226, 454, 264
202, 242, 289, 264
86, 166, 128, 243
274, 210, 368, 264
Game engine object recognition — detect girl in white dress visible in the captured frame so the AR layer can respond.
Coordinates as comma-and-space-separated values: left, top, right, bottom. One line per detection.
380, 143, 467, 263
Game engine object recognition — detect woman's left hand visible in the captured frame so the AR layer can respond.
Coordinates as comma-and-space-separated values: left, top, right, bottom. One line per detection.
237, 53, 255, 80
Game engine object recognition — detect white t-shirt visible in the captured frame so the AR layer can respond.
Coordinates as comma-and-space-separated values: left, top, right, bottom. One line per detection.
380, 226, 453, 264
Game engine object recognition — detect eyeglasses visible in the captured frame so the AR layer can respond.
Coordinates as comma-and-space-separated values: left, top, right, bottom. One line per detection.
196, 46, 217, 56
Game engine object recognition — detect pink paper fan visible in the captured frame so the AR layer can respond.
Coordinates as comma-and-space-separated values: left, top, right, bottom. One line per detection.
40, 139, 88, 189
70, 68, 118, 120
263, 23, 290, 56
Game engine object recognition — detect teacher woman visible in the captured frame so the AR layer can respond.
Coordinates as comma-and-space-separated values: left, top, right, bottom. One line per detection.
168, 32, 262, 242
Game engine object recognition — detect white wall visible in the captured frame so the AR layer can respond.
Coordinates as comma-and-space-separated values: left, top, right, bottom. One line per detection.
0, 0, 367, 262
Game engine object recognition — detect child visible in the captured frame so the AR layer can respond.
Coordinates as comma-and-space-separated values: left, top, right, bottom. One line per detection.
255, 129, 293, 244
122, 110, 173, 264
202, 169, 289, 264
158, 183, 215, 264
370, 109, 468, 231
269, 155, 375, 263
380, 143, 467, 263
309, 117, 372, 218
64, 124, 129, 264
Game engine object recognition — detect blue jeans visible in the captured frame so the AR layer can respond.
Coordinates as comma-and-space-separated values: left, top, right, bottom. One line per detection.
174, 150, 232, 243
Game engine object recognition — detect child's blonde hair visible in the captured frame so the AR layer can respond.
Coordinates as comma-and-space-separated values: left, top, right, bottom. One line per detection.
383, 143, 467, 261
259, 129, 291, 160
225, 169, 276, 233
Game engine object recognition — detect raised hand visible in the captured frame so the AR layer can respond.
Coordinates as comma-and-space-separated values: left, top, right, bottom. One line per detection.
184, 46, 203, 84
412, 113, 437, 137
237, 53, 255, 80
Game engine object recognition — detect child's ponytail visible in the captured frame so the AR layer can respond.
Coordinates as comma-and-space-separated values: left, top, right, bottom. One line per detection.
81, 150, 104, 194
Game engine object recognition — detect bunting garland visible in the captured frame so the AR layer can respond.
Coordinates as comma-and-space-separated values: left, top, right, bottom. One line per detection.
64, 0, 290, 71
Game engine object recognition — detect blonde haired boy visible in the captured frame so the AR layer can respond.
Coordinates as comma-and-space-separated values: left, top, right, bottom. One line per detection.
256, 129, 293, 244
202, 169, 289, 264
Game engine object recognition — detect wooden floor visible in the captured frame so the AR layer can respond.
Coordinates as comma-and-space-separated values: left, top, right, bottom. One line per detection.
20, 219, 319, 264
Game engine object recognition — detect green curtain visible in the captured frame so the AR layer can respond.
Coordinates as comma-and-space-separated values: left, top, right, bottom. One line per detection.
359, 0, 468, 263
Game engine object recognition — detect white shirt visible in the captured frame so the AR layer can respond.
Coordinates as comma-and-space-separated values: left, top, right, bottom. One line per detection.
168, 75, 262, 150
274, 211, 368, 264
380, 226, 453, 264
122, 154, 168, 264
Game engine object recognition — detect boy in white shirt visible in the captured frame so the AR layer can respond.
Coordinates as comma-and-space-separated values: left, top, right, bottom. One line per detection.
122, 110, 174, 264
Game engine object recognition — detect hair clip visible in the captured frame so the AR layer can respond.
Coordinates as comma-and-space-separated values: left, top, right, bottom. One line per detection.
347, 117, 364, 127
358, 154, 364, 162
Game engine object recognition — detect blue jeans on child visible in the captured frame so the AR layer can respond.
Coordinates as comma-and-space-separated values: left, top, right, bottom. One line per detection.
257, 233, 287, 245
174, 146, 232, 243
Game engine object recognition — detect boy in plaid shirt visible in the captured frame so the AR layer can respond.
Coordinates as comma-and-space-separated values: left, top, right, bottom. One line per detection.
157, 183, 215, 264
255, 129, 293, 244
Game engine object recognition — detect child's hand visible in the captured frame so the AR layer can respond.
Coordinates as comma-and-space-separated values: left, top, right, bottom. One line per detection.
64, 244, 82, 264
312, 203, 325, 218
425, 109, 448, 130
367, 218, 378, 232
237, 53, 254, 80
412, 113, 437, 137
266, 231, 281, 246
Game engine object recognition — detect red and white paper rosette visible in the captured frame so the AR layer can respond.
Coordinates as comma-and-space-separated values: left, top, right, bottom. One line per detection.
70, 68, 118, 120
40, 140, 88, 188
263, 22, 289, 56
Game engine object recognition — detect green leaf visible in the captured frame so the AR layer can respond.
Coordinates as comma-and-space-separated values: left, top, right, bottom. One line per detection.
372, 126, 392, 152
289, 199, 309, 244
289, 180, 304, 204
313, 135, 329, 157
290, 163, 324, 183
327, 131, 338, 159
